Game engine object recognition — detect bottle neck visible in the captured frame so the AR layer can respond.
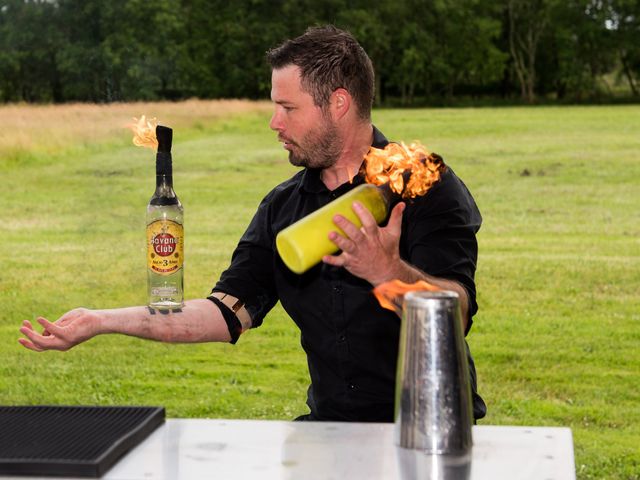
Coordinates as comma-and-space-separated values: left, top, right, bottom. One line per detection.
156, 173, 173, 189
155, 151, 173, 189
156, 152, 172, 178
151, 152, 178, 205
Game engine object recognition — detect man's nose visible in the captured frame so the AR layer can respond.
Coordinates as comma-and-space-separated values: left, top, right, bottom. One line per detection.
269, 111, 282, 132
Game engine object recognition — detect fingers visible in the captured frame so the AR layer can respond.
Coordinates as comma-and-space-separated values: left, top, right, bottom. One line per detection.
18, 317, 65, 351
328, 230, 356, 255
18, 320, 43, 351
332, 201, 405, 243
351, 201, 378, 232
19, 325, 53, 350
387, 202, 406, 236
323, 200, 405, 280
331, 216, 362, 244
36, 317, 63, 336
17, 337, 44, 352
322, 253, 347, 268
22, 318, 52, 334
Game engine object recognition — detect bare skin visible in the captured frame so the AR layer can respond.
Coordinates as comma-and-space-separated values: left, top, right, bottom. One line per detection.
19, 64, 469, 351
270, 65, 372, 190
271, 65, 470, 329
18, 299, 232, 352
322, 201, 470, 330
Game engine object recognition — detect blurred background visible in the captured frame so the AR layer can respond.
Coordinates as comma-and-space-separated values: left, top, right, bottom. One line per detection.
0, 0, 639, 106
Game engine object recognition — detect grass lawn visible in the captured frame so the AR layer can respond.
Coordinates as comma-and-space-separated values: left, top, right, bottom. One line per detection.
1, 101, 638, 479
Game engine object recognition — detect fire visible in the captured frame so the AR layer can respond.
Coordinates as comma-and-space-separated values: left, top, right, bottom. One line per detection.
373, 279, 440, 316
362, 141, 446, 198
126, 115, 158, 149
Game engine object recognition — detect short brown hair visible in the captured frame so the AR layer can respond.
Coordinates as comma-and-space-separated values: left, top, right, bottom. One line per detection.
266, 25, 374, 120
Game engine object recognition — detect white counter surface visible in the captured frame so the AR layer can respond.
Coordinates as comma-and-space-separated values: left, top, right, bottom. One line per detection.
4, 419, 575, 480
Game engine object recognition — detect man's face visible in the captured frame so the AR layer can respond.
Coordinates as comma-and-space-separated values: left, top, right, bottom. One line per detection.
269, 65, 341, 169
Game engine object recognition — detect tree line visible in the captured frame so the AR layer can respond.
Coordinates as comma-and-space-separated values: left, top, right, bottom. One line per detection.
1, 0, 639, 105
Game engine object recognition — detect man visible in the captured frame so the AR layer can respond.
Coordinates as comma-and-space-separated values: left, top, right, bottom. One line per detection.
19, 25, 486, 422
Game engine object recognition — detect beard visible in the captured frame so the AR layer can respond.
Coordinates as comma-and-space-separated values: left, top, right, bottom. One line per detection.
285, 117, 342, 169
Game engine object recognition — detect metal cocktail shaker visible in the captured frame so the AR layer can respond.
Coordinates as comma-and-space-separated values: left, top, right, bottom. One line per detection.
395, 291, 473, 479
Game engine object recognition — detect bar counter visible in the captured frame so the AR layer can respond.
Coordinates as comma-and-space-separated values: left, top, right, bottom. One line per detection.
4, 418, 576, 479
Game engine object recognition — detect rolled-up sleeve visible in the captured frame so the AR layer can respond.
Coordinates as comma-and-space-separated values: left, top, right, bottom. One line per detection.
212, 192, 279, 328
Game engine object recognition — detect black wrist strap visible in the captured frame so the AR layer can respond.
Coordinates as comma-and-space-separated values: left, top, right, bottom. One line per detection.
207, 296, 242, 344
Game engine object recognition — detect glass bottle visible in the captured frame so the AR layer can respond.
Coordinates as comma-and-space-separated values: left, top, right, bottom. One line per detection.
146, 125, 184, 309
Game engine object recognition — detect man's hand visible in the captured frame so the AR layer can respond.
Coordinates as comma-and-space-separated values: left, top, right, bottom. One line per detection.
322, 199, 471, 330
322, 201, 406, 286
19, 308, 102, 352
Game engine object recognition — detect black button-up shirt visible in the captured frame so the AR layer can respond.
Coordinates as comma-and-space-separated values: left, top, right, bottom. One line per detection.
213, 127, 486, 421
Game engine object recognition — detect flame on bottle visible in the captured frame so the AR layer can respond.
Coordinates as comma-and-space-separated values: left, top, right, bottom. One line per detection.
126, 115, 158, 150
361, 141, 446, 198
373, 279, 441, 317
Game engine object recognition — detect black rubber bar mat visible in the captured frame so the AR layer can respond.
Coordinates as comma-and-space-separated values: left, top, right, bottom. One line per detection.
0, 405, 165, 477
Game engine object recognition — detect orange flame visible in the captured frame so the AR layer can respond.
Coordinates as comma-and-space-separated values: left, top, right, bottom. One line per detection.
373, 279, 441, 316
362, 141, 445, 198
126, 115, 158, 149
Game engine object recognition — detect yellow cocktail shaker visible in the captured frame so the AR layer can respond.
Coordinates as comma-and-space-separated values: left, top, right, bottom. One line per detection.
276, 183, 392, 274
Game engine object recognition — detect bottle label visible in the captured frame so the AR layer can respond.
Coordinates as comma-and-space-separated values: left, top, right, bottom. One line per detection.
147, 219, 184, 275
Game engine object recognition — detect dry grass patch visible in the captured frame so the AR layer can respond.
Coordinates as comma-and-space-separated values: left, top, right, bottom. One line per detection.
0, 99, 272, 160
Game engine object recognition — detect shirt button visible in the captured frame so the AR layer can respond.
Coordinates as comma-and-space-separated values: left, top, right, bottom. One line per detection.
338, 334, 346, 343
349, 383, 356, 390
333, 286, 342, 293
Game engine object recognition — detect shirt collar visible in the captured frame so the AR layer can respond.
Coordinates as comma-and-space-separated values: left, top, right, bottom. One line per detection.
371, 125, 389, 149
300, 125, 389, 194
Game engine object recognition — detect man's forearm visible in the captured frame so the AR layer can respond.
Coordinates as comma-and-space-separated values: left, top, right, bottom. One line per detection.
19, 298, 233, 352
97, 299, 232, 343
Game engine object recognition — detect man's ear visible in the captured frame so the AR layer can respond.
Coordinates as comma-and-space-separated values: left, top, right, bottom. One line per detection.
330, 88, 351, 120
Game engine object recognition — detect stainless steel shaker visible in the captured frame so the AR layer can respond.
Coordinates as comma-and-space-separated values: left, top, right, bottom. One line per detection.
395, 291, 473, 479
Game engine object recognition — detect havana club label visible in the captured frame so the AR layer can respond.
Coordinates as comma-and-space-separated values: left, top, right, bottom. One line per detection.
147, 219, 184, 275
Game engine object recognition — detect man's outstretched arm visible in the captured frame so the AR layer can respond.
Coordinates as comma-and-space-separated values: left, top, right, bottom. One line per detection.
18, 298, 233, 352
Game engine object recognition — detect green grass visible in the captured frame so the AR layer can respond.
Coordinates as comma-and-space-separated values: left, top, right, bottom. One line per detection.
1, 104, 639, 479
